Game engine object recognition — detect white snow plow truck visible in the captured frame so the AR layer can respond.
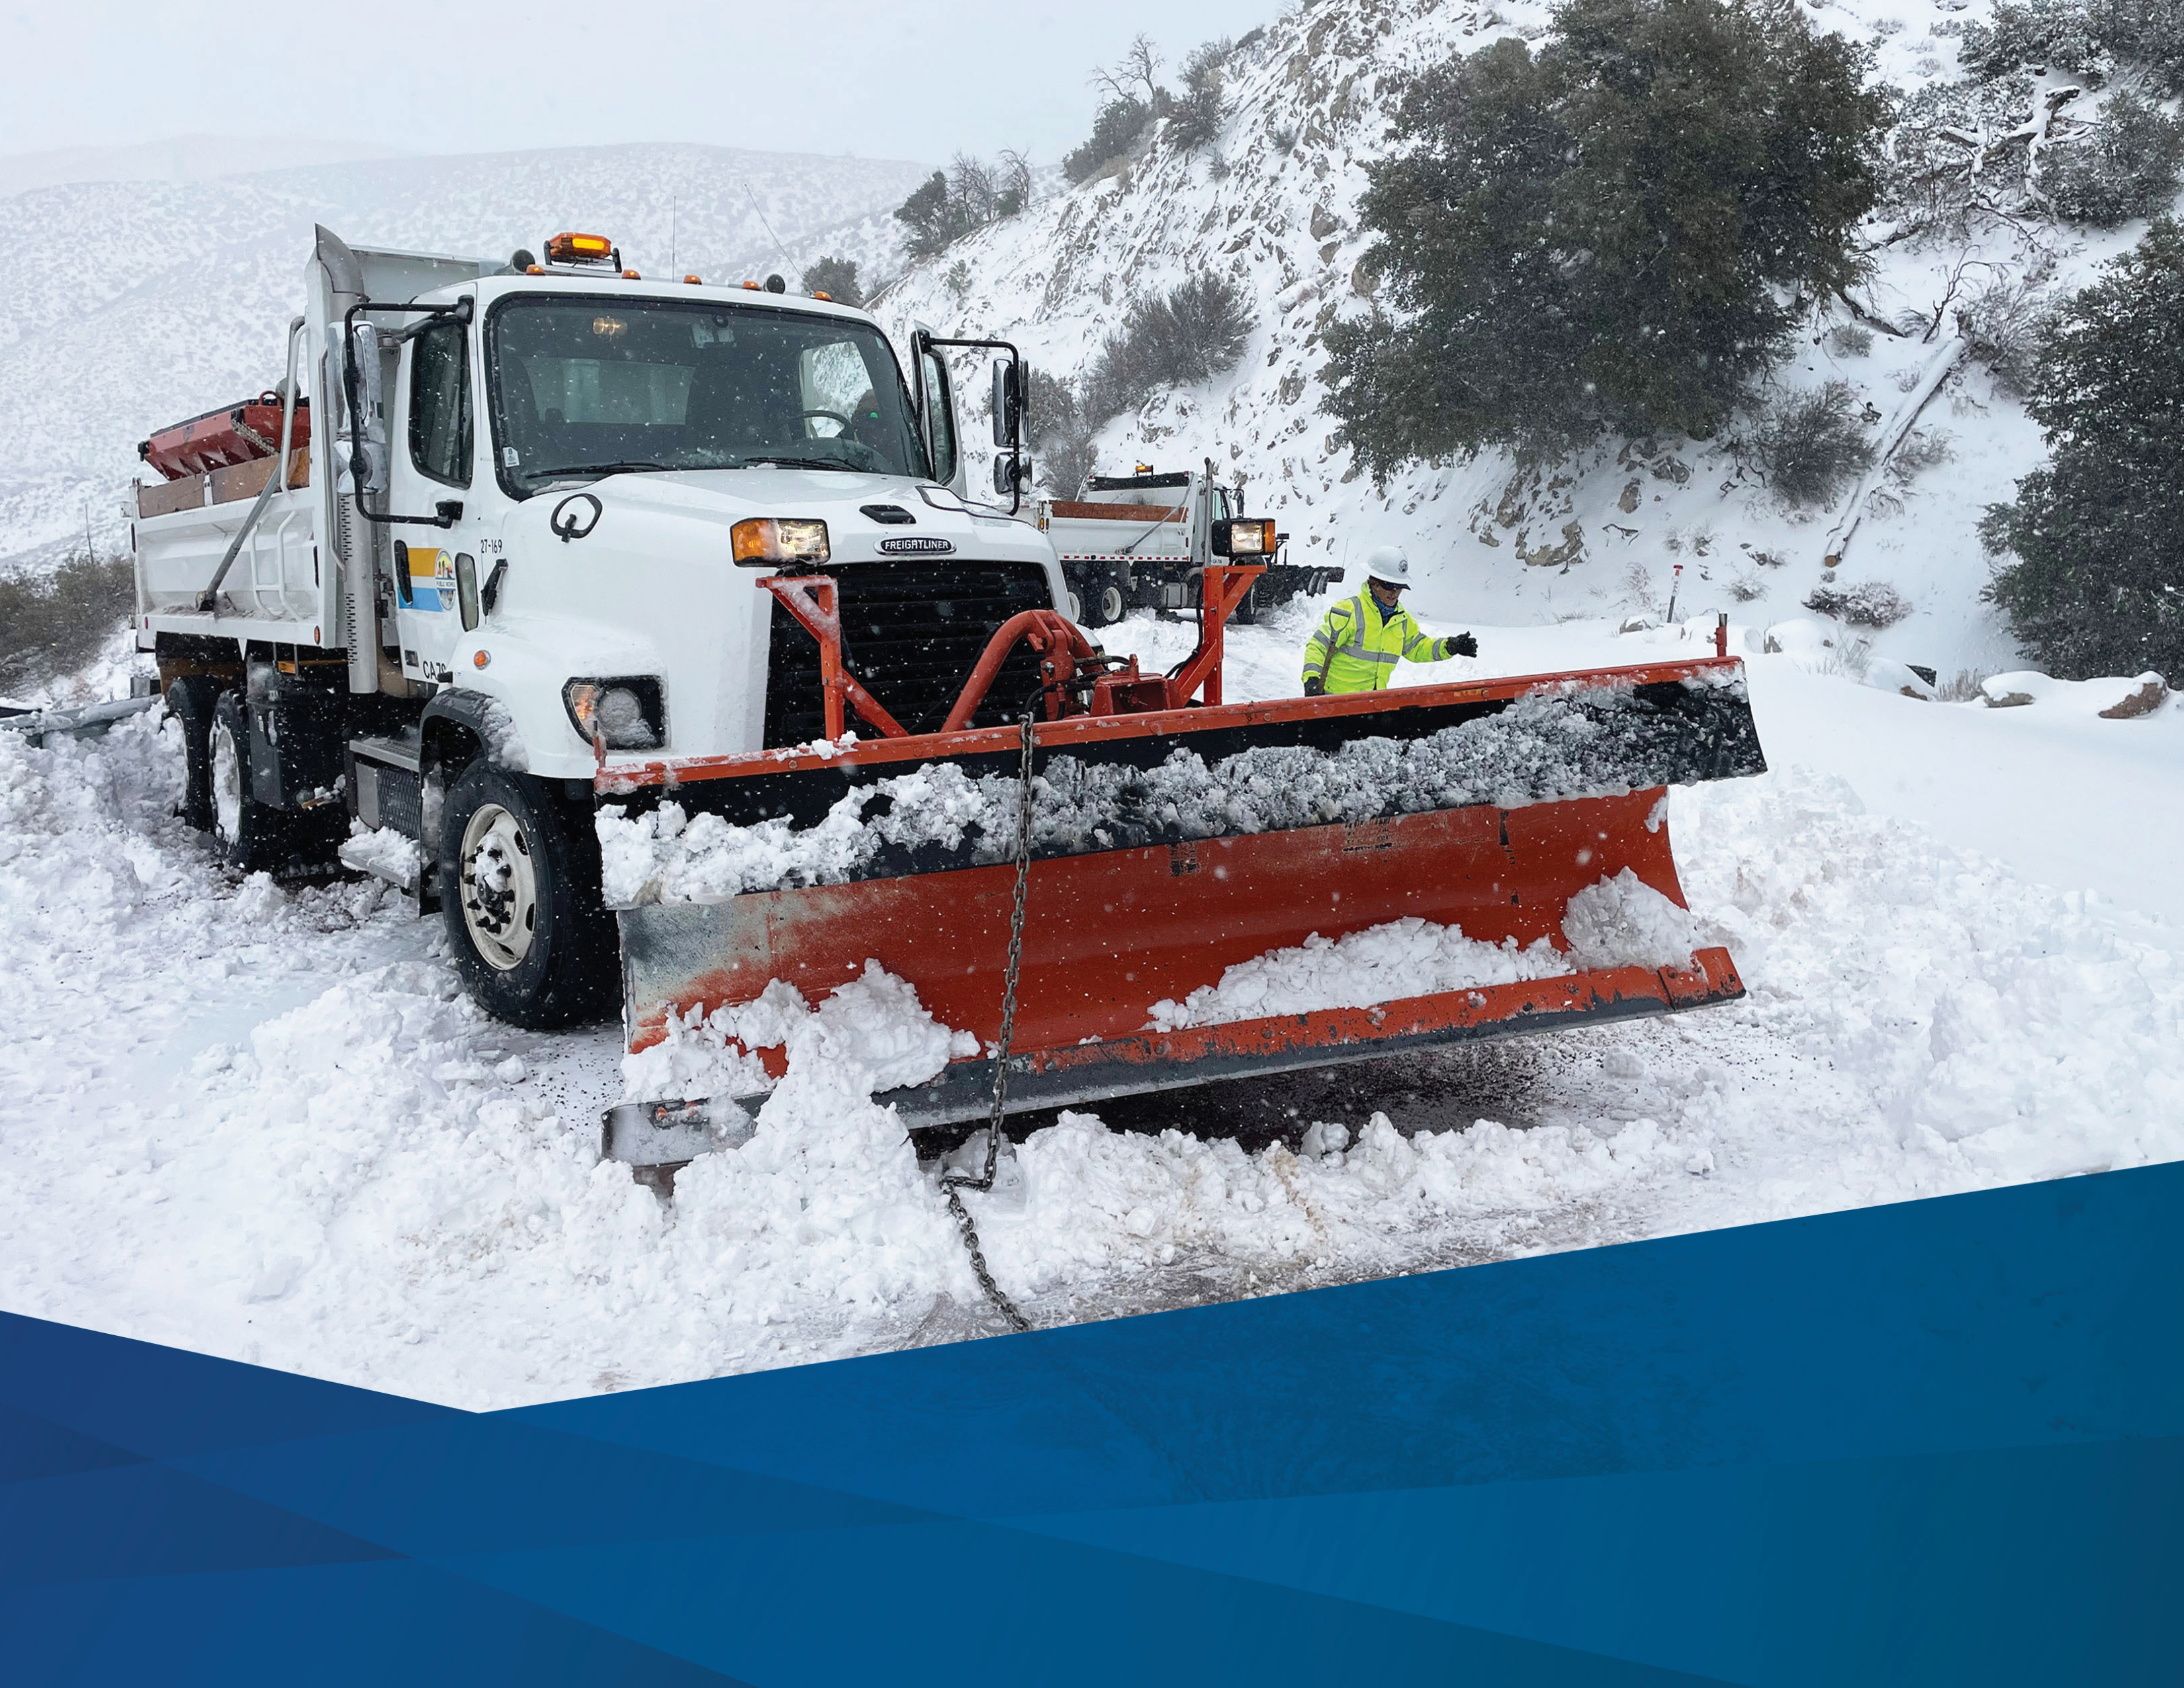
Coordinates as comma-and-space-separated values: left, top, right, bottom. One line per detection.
134, 225, 1768, 1170
1037, 463, 1342, 628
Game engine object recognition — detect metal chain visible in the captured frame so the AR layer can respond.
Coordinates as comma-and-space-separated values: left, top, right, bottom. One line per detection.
938, 710, 1038, 1335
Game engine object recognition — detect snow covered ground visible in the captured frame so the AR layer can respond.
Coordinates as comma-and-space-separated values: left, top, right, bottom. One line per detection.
1, 604, 2177, 1408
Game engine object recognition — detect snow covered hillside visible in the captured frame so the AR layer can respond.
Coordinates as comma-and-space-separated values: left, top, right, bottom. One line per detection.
0, 142, 927, 571
1, 616, 2176, 1408
880, 0, 2181, 680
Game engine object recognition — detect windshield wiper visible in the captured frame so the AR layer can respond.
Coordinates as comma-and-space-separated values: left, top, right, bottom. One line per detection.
537, 461, 670, 481
742, 455, 862, 473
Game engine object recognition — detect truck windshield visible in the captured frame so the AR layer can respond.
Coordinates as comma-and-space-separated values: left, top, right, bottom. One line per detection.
485, 296, 926, 494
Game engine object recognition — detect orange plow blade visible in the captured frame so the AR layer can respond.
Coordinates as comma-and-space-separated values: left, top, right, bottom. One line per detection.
598, 656, 1766, 1156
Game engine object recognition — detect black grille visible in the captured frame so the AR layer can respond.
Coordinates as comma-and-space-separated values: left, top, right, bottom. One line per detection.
763, 560, 1054, 745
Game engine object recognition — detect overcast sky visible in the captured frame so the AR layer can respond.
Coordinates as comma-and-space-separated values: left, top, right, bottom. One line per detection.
0, 1, 1285, 167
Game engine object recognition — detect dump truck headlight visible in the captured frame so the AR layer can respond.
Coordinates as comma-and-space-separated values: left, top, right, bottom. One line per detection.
731, 518, 830, 566
1211, 518, 1277, 557
564, 677, 664, 749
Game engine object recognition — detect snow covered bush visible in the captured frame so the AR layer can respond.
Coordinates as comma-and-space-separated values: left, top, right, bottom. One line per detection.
1826, 323, 1876, 357
1082, 275, 1255, 422
1955, 269, 2058, 396
1321, 0, 1886, 473
1745, 381, 1875, 508
2042, 91, 2184, 227
1962, 0, 2184, 95
1803, 580, 1914, 628
1983, 218, 2184, 680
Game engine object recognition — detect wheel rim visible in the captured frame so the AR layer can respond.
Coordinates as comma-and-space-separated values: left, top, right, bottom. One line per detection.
1099, 585, 1124, 623
459, 803, 539, 971
210, 717, 244, 845
1066, 588, 1085, 622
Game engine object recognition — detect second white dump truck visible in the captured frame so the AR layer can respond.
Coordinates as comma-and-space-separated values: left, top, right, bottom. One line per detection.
132, 226, 1060, 1025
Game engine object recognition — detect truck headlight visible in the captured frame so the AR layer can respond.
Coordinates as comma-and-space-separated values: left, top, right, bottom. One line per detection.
731, 518, 830, 566
1211, 518, 1277, 557
564, 677, 664, 749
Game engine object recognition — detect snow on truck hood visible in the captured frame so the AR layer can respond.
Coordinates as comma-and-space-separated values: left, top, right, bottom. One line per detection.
511, 468, 1046, 563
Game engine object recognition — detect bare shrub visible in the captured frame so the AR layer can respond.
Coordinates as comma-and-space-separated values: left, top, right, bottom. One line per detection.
1886, 425, 1957, 486
1083, 275, 1255, 420
1026, 368, 1099, 497
1954, 270, 2057, 397
1935, 668, 1992, 700
1747, 381, 1876, 507
1803, 580, 1914, 628
1167, 39, 1234, 150
1727, 567, 1769, 602
1826, 323, 1876, 357
0, 552, 135, 693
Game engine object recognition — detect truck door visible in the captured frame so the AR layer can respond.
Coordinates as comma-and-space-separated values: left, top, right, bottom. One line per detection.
387, 308, 485, 685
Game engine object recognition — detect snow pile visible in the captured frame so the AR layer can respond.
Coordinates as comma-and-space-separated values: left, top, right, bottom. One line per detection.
1678, 767, 2184, 1182
664, 964, 982, 1313
1148, 917, 1570, 1031
1981, 671, 2171, 718
1561, 868, 1705, 972
598, 679, 1743, 904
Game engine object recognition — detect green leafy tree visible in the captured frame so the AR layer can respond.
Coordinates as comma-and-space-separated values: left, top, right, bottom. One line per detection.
1983, 218, 2184, 680
1322, 0, 1887, 475
799, 255, 863, 306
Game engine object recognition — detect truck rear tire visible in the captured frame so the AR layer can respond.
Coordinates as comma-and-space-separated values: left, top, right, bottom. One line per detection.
165, 676, 220, 833
208, 690, 285, 870
441, 762, 615, 1029
1232, 581, 1261, 625
1077, 575, 1125, 628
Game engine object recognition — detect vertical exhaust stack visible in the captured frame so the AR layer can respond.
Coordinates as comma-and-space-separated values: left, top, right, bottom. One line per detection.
310, 226, 378, 697
596, 573, 1768, 1163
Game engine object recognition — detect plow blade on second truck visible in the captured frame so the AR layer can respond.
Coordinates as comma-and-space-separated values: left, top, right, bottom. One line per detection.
596, 577, 1765, 1164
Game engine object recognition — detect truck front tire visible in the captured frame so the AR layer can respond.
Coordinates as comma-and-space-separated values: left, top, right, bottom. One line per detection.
208, 690, 286, 870
441, 762, 615, 1029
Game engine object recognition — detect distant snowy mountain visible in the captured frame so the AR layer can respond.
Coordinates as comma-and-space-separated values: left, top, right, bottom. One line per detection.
0, 134, 413, 199
0, 142, 926, 571
877, 0, 2175, 678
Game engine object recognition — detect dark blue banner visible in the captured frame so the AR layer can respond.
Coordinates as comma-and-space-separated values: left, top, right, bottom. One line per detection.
4, 1165, 2180, 1684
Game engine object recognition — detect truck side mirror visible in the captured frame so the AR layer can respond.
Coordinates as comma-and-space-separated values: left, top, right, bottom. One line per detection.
993, 453, 1026, 496
341, 319, 390, 496
991, 357, 1021, 449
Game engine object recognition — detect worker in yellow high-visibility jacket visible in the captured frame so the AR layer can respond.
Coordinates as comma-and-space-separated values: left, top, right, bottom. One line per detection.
1301, 547, 1477, 695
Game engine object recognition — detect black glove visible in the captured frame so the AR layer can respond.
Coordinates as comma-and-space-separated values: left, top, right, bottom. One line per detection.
1302, 675, 1326, 697
1449, 632, 1479, 658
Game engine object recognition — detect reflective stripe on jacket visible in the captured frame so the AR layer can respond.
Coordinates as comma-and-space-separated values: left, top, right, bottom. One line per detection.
1301, 590, 1455, 693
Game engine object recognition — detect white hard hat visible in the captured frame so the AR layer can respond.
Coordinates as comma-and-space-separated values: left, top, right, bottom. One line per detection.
1364, 545, 1412, 587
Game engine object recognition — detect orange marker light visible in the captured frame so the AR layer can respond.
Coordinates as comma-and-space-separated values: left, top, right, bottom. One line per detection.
683, 274, 703, 285
622, 269, 641, 280
743, 279, 761, 290
812, 290, 833, 301
473, 650, 491, 669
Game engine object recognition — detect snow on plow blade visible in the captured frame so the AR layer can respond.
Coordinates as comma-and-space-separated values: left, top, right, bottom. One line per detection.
597, 655, 1765, 1156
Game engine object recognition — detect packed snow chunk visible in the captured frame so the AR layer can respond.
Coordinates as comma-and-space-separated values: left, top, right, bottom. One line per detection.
1148, 915, 1571, 1031
1862, 657, 1935, 700
230, 870, 286, 923
1561, 869, 1703, 972
340, 825, 422, 890
598, 678, 1752, 906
